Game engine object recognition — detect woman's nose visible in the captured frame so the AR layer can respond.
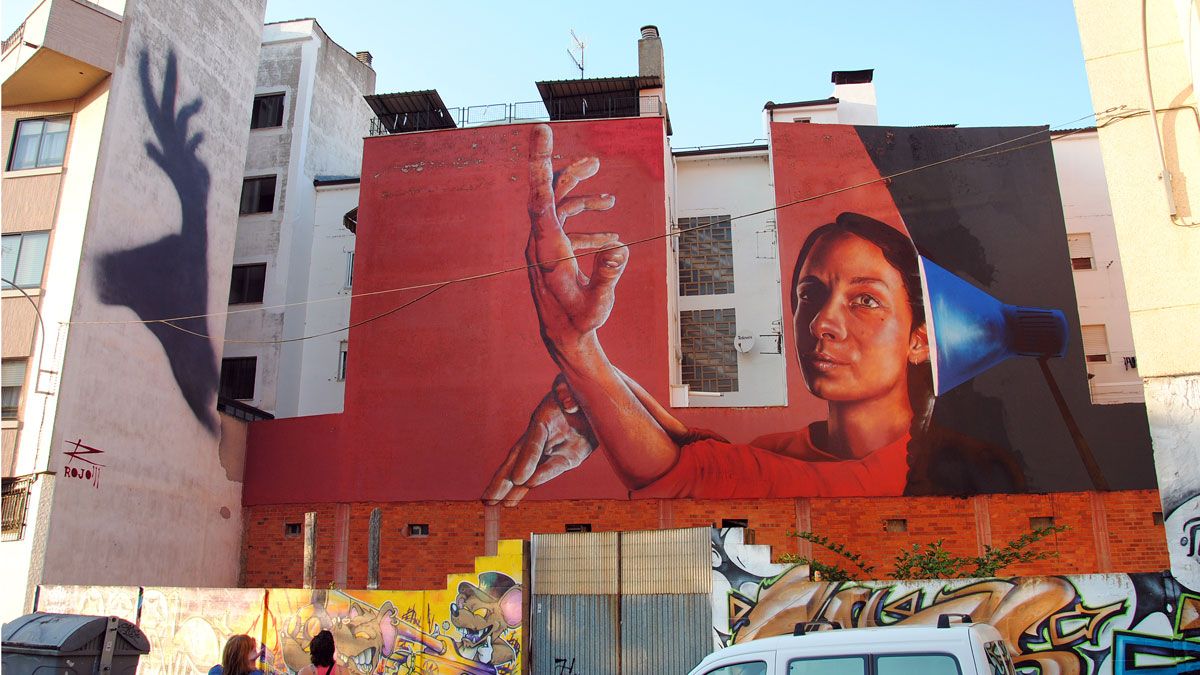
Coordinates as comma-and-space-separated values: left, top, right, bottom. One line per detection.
809, 301, 846, 341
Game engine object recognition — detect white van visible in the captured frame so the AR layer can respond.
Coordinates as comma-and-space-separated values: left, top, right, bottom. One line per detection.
688, 616, 1016, 675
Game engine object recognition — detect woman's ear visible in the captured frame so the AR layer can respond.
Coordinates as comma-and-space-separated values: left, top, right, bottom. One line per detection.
909, 324, 930, 365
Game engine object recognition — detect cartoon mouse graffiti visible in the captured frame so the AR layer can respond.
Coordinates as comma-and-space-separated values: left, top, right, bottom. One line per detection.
449, 572, 522, 667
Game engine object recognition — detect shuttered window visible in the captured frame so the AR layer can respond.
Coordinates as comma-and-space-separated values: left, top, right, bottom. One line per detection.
2, 359, 27, 420
1081, 324, 1109, 363
1068, 233, 1095, 270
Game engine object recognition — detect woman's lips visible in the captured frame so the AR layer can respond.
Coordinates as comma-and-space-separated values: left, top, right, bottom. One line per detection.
802, 352, 849, 372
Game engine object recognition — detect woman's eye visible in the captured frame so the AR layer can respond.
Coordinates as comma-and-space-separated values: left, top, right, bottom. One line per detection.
853, 294, 881, 308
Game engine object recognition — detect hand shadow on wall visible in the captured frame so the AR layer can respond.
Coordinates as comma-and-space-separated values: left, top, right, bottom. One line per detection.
96, 50, 219, 434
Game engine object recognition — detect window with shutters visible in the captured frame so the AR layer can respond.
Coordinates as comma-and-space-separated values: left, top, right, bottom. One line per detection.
1, 231, 50, 289
1081, 324, 1110, 363
2, 359, 27, 420
1067, 233, 1095, 270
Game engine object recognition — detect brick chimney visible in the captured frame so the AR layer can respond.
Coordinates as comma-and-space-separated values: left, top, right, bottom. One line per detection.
355, 51, 373, 67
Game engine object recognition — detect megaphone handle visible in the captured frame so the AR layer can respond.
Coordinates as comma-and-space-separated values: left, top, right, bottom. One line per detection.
1036, 357, 1111, 492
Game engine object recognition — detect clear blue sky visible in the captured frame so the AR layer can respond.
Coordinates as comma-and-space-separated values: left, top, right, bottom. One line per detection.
2, 0, 1096, 148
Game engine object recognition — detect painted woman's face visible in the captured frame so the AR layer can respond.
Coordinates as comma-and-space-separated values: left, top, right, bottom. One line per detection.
794, 232, 925, 403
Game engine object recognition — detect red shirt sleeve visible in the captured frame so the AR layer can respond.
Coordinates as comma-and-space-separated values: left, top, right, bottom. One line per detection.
630, 436, 909, 499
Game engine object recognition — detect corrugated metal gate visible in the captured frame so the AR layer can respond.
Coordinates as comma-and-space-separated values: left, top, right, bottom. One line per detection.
530, 527, 712, 674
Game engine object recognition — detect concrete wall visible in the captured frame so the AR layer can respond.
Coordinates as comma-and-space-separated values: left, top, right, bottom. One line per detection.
225, 20, 373, 418
1051, 131, 1143, 404
1074, 0, 1200, 589
295, 182, 356, 416
673, 150, 787, 407
0, 0, 270, 622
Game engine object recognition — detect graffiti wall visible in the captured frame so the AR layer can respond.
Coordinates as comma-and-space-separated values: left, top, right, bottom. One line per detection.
711, 528, 1199, 675
34, 539, 524, 675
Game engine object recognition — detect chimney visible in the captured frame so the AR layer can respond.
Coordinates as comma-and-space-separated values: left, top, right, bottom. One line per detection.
355, 51, 373, 67
830, 69, 877, 125
638, 25, 663, 79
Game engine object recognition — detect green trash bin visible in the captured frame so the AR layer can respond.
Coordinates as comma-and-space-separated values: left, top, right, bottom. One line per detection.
2, 612, 149, 674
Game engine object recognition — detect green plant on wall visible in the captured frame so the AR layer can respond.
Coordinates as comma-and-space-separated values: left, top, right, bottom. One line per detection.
779, 525, 1068, 580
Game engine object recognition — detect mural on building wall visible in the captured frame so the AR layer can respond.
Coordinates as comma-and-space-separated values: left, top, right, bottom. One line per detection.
481, 122, 1154, 503
248, 117, 1154, 506
710, 528, 1200, 675
36, 541, 525, 675
96, 49, 219, 433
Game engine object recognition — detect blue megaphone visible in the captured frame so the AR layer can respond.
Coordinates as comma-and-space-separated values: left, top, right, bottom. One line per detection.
920, 256, 1069, 396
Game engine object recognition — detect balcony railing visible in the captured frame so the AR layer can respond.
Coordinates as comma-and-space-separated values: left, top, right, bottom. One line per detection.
2, 20, 25, 56
369, 95, 663, 136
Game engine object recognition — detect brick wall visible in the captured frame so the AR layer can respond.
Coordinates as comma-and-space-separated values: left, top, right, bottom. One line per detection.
241, 490, 1168, 588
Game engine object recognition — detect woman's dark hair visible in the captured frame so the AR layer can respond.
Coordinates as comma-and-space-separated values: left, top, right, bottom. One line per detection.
789, 212, 935, 430
310, 629, 336, 668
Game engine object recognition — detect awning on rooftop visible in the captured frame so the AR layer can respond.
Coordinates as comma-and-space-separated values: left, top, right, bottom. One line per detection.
365, 90, 456, 133
534, 75, 662, 121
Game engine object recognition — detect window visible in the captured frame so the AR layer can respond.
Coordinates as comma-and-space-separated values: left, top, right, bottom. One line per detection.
792, 117, 813, 123
2, 359, 27, 420
1030, 516, 1055, 529
876, 654, 961, 675
680, 308, 739, 392
336, 341, 348, 381
250, 93, 285, 129
219, 357, 257, 400
884, 518, 908, 533
1067, 233, 1095, 270
345, 251, 355, 289
2, 231, 50, 289
721, 518, 748, 529
284, 522, 302, 537
1153, 511, 1164, 526
2, 476, 34, 541
228, 263, 266, 304
8, 117, 70, 170
678, 215, 734, 296
789, 656, 866, 675
707, 662, 768, 675
239, 176, 276, 215
565, 523, 592, 533
407, 523, 429, 537
1081, 324, 1110, 363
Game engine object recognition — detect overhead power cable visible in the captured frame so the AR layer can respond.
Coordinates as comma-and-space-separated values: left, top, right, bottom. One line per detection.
72, 108, 1129, 345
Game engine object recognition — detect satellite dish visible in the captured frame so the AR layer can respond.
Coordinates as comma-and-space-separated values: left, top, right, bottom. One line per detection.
735, 333, 756, 354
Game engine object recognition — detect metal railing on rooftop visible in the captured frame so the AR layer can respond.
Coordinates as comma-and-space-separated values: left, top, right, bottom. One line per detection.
369, 95, 663, 136
2, 20, 25, 56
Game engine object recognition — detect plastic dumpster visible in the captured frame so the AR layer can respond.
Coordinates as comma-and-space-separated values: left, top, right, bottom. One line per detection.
2, 612, 149, 674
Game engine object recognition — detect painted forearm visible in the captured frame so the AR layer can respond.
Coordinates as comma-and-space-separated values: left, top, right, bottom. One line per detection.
616, 369, 690, 441
552, 336, 681, 489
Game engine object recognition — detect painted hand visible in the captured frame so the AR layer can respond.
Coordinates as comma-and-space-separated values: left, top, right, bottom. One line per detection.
525, 124, 629, 351
483, 376, 597, 506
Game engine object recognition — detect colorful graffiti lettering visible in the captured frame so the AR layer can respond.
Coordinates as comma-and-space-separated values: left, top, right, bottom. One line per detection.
35, 540, 524, 675
712, 528, 1200, 675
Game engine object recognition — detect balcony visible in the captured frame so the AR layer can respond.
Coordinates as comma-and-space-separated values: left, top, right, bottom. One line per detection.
368, 94, 664, 136
1, 0, 122, 106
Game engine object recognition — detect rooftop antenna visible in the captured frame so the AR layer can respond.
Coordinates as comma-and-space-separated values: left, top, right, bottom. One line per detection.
567, 29, 586, 79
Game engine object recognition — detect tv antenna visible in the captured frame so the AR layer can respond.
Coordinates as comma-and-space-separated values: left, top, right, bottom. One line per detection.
567, 29, 586, 79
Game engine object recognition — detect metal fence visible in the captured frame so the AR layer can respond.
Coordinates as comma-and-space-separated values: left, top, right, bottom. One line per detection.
368, 95, 663, 136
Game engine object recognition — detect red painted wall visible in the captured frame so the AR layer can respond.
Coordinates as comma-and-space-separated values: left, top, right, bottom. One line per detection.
246, 118, 671, 504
